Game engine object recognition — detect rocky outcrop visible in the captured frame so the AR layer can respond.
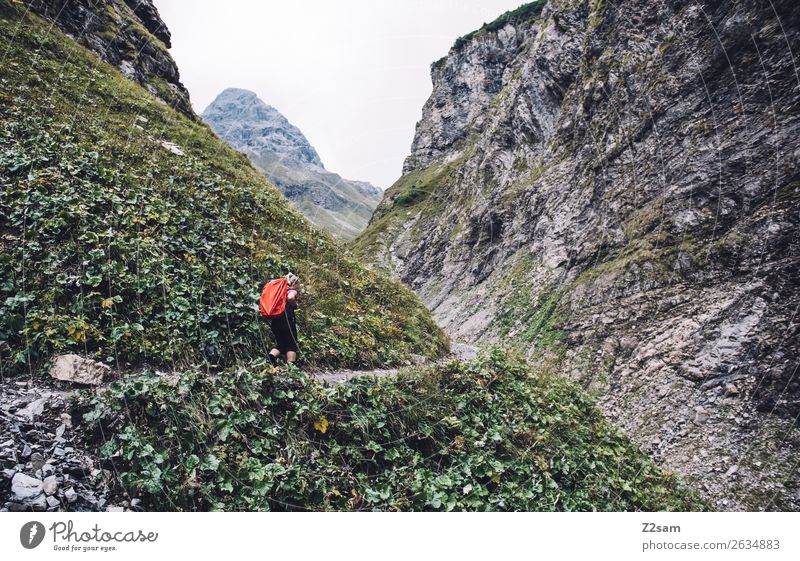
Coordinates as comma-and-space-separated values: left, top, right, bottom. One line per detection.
49, 355, 109, 386
203, 88, 324, 167
24, 0, 193, 117
355, 0, 800, 510
202, 88, 382, 239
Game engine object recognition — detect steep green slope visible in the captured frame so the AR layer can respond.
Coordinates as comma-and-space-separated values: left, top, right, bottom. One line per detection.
79, 350, 705, 511
0, 3, 447, 374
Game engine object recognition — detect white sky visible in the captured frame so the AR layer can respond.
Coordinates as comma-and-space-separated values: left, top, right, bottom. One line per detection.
154, 0, 525, 188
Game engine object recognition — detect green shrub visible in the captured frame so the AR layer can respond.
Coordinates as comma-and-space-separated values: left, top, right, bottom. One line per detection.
77, 350, 705, 511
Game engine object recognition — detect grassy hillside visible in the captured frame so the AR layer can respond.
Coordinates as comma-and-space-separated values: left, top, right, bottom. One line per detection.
79, 350, 706, 511
0, 3, 447, 375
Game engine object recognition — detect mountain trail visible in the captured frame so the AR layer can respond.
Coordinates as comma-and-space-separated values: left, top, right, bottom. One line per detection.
310, 342, 479, 384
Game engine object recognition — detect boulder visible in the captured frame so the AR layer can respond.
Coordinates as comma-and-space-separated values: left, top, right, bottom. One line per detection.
43, 475, 59, 496
11, 472, 43, 501
49, 354, 109, 386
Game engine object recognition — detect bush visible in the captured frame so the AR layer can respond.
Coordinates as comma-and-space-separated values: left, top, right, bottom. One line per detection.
77, 350, 706, 511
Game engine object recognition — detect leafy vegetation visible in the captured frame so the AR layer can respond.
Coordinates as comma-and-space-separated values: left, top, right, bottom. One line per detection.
0, 5, 448, 375
77, 350, 705, 511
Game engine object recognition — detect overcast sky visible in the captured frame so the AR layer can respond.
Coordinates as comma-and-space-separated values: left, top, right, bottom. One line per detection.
154, 0, 525, 188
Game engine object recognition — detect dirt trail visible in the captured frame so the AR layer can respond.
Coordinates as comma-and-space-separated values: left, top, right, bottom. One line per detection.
311, 342, 479, 384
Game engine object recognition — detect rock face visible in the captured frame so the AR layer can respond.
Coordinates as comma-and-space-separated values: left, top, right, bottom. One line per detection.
355, 0, 800, 510
203, 88, 324, 167
49, 355, 110, 386
202, 88, 382, 239
24, 0, 193, 117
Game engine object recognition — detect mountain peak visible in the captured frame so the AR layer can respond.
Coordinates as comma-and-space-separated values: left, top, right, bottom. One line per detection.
201, 88, 324, 168
202, 87, 381, 239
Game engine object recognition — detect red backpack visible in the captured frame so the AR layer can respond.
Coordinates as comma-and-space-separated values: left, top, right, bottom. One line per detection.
259, 278, 288, 318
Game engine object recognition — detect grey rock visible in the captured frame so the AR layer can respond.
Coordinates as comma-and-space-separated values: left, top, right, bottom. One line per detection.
46, 496, 61, 509
11, 472, 43, 501
724, 384, 740, 396
16, 397, 47, 421
43, 475, 59, 496
49, 354, 110, 385
693, 407, 709, 425
64, 487, 78, 504
30, 452, 45, 471
7, 502, 29, 512
24, 0, 193, 118
355, 0, 800, 511
203, 88, 323, 167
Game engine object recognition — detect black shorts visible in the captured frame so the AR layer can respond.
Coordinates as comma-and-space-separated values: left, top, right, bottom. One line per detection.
270, 311, 298, 353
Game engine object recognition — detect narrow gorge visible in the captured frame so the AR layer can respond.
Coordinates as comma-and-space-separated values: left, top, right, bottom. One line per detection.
0, 0, 797, 513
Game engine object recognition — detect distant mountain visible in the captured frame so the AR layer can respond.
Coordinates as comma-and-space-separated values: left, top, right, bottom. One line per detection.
202, 88, 381, 239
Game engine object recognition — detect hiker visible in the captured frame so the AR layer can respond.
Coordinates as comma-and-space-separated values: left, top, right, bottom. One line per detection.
266, 273, 300, 366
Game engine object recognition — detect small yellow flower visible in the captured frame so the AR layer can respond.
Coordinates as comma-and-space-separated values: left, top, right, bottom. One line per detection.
313, 415, 329, 434
101, 298, 114, 309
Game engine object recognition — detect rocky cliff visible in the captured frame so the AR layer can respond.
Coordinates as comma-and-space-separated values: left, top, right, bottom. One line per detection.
23, 0, 193, 117
354, 0, 800, 510
202, 88, 382, 239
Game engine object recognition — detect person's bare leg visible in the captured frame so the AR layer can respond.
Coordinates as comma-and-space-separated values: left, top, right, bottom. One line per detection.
268, 349, 280, 366
286, 351, 297, 363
